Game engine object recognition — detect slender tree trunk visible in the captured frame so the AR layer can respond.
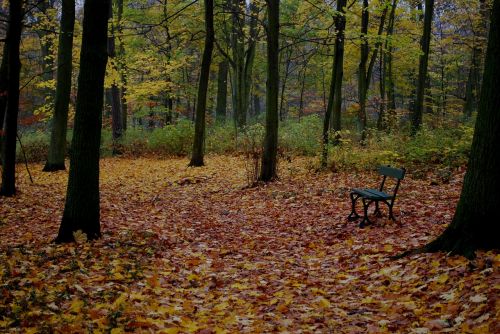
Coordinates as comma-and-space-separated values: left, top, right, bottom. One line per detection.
321, 0, 347, 167
357, 0, 369, 142
37, 0, 55, 99
279, 48, 291, 121
424, 74, 433, 114
55, 0, 110, 243
411, 0, 434, 135
463, 0, 487, 120
215, 59, 228, 122
0, 42, 9, 139
378, 51, 386, 130
44, 0, 75, 171
189, 0, 214, 167
116, 0, 127, 131
331, 0, 347, 133
298, 68, 306, 121
421, 0, 500, 258
231, 0, 246, 128
0, 0, 23, 197
384, 0, 397, 129
259, 0, 279, 182
243, 2, 258, 121
253, 91, 261, 116
108, 0, 123, 144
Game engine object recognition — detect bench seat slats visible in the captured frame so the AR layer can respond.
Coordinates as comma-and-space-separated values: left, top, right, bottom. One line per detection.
352, 188, 393, 200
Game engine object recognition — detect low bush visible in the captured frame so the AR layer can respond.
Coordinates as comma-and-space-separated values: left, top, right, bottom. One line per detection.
12, 115, 474, 173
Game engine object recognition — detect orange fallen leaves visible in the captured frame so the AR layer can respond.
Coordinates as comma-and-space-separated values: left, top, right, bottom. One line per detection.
0, 156, 498, 333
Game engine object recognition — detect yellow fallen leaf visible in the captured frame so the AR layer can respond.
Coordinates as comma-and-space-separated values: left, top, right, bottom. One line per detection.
213, 301, 229, 312
70, 299, 84, 313
436, 273, 449, 284
317, 297, 331, 308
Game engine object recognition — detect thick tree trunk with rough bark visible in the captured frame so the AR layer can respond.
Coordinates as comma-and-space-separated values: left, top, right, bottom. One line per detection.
55, 0, 109, 242
321, 0, 347, 167
0, 0, 23, 197
44, 0, 75, 171
422, 0, 500, 258
259, 0, 279, 182
411, 0, 434, 135
189, 0, 214, 167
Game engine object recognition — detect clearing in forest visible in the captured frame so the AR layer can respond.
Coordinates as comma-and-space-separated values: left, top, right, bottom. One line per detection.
0, 156, 497, 333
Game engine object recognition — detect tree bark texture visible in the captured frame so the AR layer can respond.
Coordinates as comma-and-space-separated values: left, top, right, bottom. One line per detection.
259, 0, 279, 182
424, 0, 500, 258
108, 0, 123, 143
56, 0, 110, 242
411, 0, 434, 135
215, 60, 228, 122
189, 0, 214, 167
0, 0, 23, 196
44, 0, 75, 171
321, 0, 347, 167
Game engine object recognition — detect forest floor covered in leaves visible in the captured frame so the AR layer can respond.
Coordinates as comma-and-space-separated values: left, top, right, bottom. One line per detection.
0, 156, 498, 333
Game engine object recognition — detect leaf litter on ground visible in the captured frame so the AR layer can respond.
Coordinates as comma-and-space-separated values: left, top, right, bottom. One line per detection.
0, 156, 498, 333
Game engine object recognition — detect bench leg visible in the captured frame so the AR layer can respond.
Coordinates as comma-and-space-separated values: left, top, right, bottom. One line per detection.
388, 204, 396, 221
348, 193, 361, 221
359, 198, 373, 228
374, 201, 382, 217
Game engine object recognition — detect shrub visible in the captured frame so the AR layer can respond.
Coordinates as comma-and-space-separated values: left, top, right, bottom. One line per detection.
148, 119, 194, 156
206, 123, 236, 154
279, 115, 322, 156
16, 131, 49, 163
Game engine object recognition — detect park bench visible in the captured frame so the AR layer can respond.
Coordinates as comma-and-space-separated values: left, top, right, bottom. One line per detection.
347, 166, 406, 228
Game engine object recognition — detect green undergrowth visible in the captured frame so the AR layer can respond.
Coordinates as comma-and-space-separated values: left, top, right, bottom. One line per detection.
15, 115, 473, 171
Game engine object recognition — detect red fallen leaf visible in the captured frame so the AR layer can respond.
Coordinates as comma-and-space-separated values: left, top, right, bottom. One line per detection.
186, 258, 203, 266
196, 329, 215, 334
126, 320, 157, 329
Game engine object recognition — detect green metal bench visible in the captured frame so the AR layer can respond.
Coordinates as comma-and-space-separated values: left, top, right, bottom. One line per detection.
348, 166, 406, 228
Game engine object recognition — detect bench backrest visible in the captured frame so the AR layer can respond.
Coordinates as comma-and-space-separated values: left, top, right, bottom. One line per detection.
377, 166, 405, 198
378, 166, 406, 180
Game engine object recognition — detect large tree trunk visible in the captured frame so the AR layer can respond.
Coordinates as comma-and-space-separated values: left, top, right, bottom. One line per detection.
189, 0, 214, 167
421, 0, 500, 258
321, 0, 347, 167
259, 0, 279, 182
215, 59, 228, 122
44, 0, 75, 171
55, 0, 110, 243
410, 0, 434, 135
0, 0, 23, 197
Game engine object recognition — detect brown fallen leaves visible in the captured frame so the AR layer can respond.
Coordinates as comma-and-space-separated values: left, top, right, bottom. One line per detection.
0, 156, 498, 333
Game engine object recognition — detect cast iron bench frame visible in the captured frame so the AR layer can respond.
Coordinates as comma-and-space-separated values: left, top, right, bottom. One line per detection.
348, 166, 406, 228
